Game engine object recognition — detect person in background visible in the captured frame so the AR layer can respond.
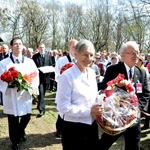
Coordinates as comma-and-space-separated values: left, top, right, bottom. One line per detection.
98, 41, 150, 150
145, 53, 150, 67
0, 44, 10, 105
146, 61, 150, 73
26, 48, 34, 59
56, 39, 104, 150
94, 53, 105, 76
136, 55, 149, 76
106, 56, 118, 68
22, 46, 27, 56
55, 39, 78, 138
32, 43, 52, 117
100, 51, 108, 72
106, 51, 118, 67
0, 37, 39, 150
89, 59, 101, 87
55, 39, 78, 82
49, 50, 59, 92
1, 44, 10, 59
136, 55, 150, 130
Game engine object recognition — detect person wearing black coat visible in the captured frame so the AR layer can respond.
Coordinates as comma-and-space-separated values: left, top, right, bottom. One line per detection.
32, 44, 52, 117
98, 41, 150, 150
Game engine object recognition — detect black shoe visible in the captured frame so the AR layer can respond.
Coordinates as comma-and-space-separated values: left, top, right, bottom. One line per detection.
56, 131, 62, 138
20, 133, 27, 142
36, 111, 45, 118
11, 143, 20, 150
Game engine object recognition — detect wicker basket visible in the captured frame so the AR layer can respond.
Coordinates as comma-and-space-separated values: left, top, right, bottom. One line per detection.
97, 117, 137, 136
96, 99, 139, 136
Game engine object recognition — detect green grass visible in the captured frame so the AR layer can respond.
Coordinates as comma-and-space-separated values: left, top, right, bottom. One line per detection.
0, 91, 150, 150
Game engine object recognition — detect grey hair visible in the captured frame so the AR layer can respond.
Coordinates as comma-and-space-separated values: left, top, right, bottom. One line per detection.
27, 48, 33, 52
75, 39, 95, 54
119, 41, 139, 55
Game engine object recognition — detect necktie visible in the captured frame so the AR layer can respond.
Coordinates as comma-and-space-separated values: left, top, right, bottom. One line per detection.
16, 58, 20, 64
129, 69, 132, 79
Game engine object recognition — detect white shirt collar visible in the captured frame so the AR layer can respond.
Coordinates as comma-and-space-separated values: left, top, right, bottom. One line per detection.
12, 54, 22, 63
124, 63, 134, 79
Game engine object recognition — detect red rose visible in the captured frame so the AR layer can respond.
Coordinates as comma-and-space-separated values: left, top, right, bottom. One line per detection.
104, 89, 113, 97
1, 71, 14, 82
107, 79, 116, 86
107, 74, 125, 87
126, 83, 134, 92
60, 63, 74, 74
8, 67, 15, 72
11, 70, 19, 79
115, 73, 125, 82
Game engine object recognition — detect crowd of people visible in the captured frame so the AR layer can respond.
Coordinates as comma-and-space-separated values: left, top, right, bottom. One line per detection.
0, 38, 150, 150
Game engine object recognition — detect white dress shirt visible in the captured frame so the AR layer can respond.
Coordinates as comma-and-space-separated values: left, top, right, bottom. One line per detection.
56, 64, 98, 125
124, 63, 134, 79
55, 54, 75, 82
12, 54, 22, 64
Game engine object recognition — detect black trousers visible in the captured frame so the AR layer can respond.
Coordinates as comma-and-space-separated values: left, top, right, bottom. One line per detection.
56, 114, 64, 132
0, 91, 3, 105
37, 82, 47, 112
50, 72, 57, 91
62, 120, 99, 150
144, 100, 150, 127
98, 120, 141, 150
8, 114, 31, 144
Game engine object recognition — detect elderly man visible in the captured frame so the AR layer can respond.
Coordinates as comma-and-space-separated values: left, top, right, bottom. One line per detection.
26, 48, 34, 59
98, 41, 150, 150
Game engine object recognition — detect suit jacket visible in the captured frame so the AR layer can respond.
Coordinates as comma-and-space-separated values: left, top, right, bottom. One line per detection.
98, 62, 150, 110
32, 52, 52, 84
51, 56, 56, 67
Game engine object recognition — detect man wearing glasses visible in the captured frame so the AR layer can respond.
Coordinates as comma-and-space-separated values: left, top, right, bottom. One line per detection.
98, 41, 150, 150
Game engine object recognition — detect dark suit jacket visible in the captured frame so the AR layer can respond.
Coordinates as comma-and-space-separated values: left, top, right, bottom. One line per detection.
98, 62, 150, 111
51, 56, 55, 67
32, 52, 52, 84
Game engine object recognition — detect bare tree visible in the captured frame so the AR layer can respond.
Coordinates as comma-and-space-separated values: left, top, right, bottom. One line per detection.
20, 0, 51, 49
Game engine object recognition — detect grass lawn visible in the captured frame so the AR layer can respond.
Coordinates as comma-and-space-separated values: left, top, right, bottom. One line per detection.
0, 91, 150, 150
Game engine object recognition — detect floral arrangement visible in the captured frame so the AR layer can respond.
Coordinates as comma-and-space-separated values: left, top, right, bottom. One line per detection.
0, 67, 37, 94
60, 63, 74, 74
96, 74, 140, 135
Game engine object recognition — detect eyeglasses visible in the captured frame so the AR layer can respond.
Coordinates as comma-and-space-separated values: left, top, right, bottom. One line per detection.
124, 50, 139, 56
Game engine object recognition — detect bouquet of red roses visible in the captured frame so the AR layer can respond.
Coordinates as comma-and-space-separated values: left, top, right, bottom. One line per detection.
60, 63, 74, 74
0, 67, 37, 94
96, 74, 140, 135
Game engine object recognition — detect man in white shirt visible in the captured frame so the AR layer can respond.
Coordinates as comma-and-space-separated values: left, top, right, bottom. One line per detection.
55, 39, 78, 82
0, 37, 39, 150
55, 39, 78, 138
